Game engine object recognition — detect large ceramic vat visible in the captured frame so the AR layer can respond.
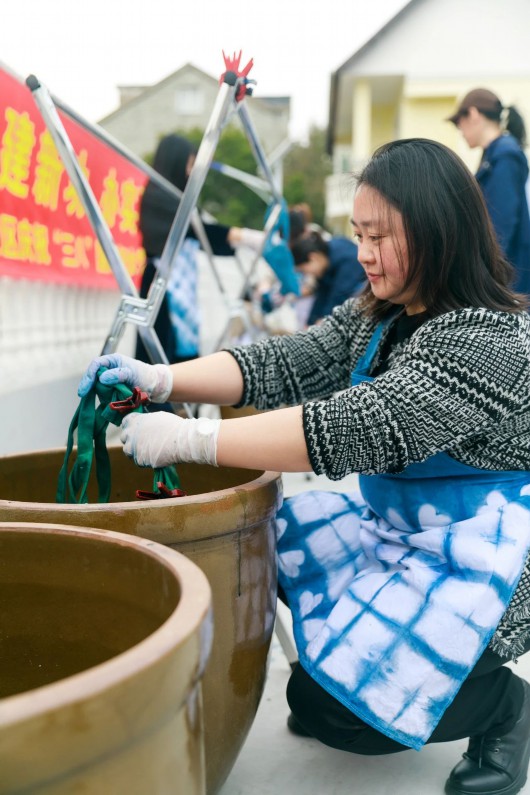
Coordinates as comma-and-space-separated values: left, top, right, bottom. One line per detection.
0, 448, 281, 795
0, 520, 212, 795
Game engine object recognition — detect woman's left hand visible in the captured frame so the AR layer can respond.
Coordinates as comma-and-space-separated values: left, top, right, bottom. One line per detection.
120, 412, 221, 468
78, 354, 173, 402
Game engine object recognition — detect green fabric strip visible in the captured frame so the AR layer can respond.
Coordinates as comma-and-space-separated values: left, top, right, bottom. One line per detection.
56, 370, 182, 504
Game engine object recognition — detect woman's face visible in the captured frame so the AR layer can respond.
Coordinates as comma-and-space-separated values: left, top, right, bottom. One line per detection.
352, 185, 423, 314
456, 107, 485, 149
296, 250, 328, 280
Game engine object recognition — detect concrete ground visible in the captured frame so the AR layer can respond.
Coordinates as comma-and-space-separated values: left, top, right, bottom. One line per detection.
219, 471, 530, 795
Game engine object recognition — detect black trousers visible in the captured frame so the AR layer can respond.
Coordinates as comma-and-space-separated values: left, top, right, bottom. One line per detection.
287, 640, 530, 756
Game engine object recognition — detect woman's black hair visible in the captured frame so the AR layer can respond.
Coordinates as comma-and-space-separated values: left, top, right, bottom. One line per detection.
288, 210, 308, 245
472, 103, 527, 147
504, 106, 527, 147
354, 138, 527, 318
151, 134, 197, 191
291, 231, 329, 266
139, 134, 197, 258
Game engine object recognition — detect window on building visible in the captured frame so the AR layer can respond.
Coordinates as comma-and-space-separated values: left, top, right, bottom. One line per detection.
175, 85, 204, 115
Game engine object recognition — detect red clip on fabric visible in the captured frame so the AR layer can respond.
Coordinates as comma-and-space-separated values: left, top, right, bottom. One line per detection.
136, 482, 187, 501
220, 50, 254, 102
109, 387, 150, 415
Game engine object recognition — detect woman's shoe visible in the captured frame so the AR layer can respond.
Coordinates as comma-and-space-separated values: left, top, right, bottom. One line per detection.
445, 680, 530, 795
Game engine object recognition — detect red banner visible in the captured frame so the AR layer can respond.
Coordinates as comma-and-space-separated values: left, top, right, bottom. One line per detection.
0, 65, 147, 289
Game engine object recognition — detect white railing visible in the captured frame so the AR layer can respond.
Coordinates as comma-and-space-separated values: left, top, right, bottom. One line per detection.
0, 277, 128, 397
0, 250, 258, 454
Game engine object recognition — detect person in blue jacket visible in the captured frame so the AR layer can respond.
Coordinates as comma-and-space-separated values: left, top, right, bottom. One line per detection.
448, 88, 530, 294
291, 231, 366, 325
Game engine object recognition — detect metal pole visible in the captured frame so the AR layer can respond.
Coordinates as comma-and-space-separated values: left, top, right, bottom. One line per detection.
53, 92, 233, 300
155, 80, 238, 281
208, 98, 292, 352
29, 65, 290, 403
238, 103, 283, 203
235, 201, 282, 300
26, 75, 137, 300
26, 74, 192, 415
144, 79, 239, 331
210, 160, 272, 200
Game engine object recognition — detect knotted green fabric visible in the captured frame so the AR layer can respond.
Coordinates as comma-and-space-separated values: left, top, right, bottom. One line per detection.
56, 370, 182, 504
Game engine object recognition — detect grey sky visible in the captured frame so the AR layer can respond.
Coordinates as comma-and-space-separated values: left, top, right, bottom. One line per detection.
2, 0, 407, 141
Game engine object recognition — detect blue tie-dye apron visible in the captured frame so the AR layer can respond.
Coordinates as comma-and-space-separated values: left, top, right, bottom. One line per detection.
277, 319, 530, 749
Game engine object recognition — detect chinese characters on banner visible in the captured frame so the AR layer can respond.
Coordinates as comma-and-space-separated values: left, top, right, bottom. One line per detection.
0, 65, 147, 289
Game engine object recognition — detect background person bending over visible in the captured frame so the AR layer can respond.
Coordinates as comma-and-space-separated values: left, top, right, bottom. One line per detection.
80, 138, 530, 795
289, 202, 331, 242
291, 231, 366, 325
448, 87, 530, 294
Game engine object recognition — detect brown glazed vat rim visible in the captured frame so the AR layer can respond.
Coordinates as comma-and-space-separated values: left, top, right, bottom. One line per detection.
0, 446, 281, 514
0, 521, 211, 726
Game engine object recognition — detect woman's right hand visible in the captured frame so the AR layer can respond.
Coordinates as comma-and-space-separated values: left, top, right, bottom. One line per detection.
78, 354, 173, 403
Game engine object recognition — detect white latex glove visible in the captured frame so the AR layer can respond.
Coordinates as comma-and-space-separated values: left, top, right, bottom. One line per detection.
228, 227, 267, 252
120, 412, 221, 468
78, 354, 173, 403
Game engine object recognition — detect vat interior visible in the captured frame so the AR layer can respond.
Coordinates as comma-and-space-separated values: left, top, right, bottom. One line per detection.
0, 529, 180, 698
0, 447, 263, 503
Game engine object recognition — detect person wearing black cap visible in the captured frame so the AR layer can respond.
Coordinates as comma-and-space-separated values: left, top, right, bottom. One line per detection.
448, 88, 530, 294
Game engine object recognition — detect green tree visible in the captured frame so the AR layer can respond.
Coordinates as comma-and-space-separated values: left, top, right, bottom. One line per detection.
144, 124, 332, 231
177, 126, 267, 228
283, 126, 332, 227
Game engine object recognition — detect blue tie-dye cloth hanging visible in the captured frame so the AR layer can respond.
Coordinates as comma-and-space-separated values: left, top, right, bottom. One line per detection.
277, 322, 530, 750
166, 238, 201, 358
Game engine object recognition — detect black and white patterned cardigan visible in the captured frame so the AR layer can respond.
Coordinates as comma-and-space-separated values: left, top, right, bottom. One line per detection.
228, 300, 530, 660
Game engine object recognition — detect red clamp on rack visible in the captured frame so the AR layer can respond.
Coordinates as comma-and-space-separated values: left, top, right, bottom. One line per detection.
135, 483, 187, 501
220, 50, 254, 102
109, 387, 150, 415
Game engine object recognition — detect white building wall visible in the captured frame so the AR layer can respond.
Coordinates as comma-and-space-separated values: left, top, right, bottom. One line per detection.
344, 0, 530, 78
100, 76, 222, 159
101, 73, 289, 159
